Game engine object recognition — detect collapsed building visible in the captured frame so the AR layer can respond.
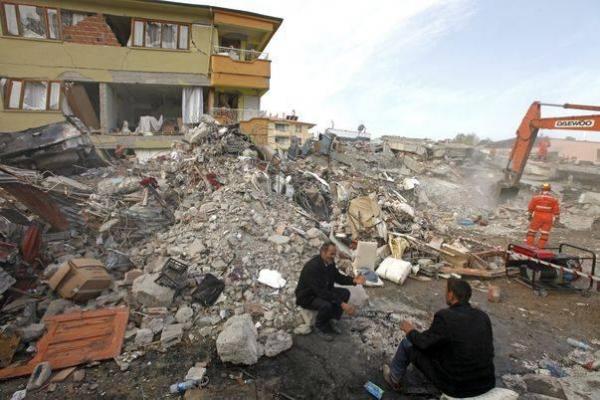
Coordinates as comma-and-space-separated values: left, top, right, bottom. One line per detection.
0, 0, 282, 169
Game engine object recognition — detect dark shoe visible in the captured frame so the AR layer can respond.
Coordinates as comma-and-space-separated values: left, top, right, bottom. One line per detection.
314, 325, 334, 341
383, 364, 402, 392
329, 320, 342, 335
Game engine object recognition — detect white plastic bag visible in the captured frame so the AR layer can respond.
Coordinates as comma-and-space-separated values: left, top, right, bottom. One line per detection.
258, 269, 286, 289
376, 257, 412, 285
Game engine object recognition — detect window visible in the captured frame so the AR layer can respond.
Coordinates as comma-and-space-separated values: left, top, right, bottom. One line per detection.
131, 19, 189, 50
275, 123, 287, 132
597, 149, 600, 162
294, 125, 302, 133
2, 3, 60, 40
3, 79, 61, 111
60, 10, 91, 28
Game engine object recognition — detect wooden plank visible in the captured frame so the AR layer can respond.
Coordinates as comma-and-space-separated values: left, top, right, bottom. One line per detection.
65, 84, 100, 129
440, 266, 515, 279
0, 307, 128, 379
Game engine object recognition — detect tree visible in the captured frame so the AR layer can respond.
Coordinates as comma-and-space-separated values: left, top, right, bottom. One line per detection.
453, 132, 480, 145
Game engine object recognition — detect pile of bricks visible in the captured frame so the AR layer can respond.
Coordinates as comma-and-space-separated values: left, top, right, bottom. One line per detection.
62, 14, 120, 46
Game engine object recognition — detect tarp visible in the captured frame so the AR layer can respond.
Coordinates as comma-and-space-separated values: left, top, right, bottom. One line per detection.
347, 195, 387, 240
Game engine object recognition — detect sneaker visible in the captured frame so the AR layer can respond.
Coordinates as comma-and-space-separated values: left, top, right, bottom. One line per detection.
383, 364, 402, 392
314, 325, 334, 342
329, 320, 342, 335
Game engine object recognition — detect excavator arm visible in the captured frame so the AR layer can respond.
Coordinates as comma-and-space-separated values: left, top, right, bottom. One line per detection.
500, 102, 600, 198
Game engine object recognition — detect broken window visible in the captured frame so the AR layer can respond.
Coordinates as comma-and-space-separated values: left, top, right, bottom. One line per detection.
2, 3, 60, 40
131, 19, 189, 50
145, 21, 161, 48
23, 81, 48, 110
60, 10, 90, 28
3, 79, 61, 111
162, 23, 177, 49
295, 125, 302, 134
18, 5, 46, 38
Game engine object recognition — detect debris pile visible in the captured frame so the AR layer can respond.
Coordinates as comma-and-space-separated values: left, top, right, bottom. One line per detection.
0, 116, 599, 397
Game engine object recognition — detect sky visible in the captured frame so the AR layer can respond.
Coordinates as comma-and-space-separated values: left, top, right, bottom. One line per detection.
172, 0, 600, 141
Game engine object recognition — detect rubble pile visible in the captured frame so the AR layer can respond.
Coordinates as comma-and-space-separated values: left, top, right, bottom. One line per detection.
1, 116, 599, 398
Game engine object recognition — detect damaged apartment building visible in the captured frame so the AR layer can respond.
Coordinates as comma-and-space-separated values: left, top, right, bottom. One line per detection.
0, 0, 283, 168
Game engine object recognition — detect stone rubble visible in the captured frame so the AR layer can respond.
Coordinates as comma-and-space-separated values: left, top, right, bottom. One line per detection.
216, 314, 259, 365
0, 118, 598, 398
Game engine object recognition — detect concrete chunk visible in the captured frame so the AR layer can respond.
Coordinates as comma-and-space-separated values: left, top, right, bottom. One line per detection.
132, 273, 174, 307
134, 328, 154, 346
160, 324, 184, 349
216, 314, 258, 365
17, 323, 45, 342
175, 305, 194, 324
268, 234, 290, 245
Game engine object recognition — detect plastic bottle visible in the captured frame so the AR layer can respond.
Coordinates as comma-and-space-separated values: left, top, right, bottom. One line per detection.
567, 338, 592, 351
364, 381, 384, 399
169, 380, 197, 394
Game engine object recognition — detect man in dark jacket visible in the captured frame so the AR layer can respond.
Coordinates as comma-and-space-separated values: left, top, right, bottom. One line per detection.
383, 278, 495, 397
296, 242, 366, 339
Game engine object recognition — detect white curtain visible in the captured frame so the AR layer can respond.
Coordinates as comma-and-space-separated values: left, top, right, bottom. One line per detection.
182, 87, 203, 124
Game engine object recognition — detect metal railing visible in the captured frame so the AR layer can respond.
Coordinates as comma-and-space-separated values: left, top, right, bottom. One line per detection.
210, 107, 266, 124
213, 46, 269, 61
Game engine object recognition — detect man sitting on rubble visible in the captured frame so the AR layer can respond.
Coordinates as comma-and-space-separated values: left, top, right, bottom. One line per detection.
295, 242, 366, 340
383, 278, 495, 397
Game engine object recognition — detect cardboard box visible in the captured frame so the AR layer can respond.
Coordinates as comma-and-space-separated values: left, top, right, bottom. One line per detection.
47, 259, 112, 302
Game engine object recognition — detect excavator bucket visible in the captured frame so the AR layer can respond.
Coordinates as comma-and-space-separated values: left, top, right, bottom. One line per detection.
496, 181, 520, 201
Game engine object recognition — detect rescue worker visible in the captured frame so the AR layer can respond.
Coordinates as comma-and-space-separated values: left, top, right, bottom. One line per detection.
537, 137, 550, 161
526, 183, 560, 248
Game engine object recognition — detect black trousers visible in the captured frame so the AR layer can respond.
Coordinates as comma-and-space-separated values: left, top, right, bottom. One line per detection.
304, 287, 350, 329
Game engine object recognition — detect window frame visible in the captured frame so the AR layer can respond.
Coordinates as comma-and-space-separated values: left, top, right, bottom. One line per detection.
274, 123, 288, 132
3, 78, 62, 112
130, 17, 190, 50
1, 2, 62, 40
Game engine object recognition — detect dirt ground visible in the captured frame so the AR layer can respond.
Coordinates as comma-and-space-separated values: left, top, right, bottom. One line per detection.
3, 271, 599, 400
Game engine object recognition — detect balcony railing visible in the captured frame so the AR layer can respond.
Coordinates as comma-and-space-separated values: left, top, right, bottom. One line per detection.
213, 46, 269, 62
210, 107, 266, 124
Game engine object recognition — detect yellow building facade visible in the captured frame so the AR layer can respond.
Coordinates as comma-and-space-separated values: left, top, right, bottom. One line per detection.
0, 0, 281, 132
240, 117, 315, 150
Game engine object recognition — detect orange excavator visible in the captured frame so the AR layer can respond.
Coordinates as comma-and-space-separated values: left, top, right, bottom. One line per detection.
499, 101, 600, 198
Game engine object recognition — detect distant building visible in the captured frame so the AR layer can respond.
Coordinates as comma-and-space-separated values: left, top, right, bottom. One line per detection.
489, 137, 600, 163
547, 138, 600, 163
240, 117, 315, 150
325, 128, 371, 142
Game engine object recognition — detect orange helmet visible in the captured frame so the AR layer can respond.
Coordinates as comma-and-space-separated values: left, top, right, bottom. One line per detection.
541, 183, 551, 191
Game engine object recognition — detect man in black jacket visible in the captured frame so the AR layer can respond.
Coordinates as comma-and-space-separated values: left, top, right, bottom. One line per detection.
383, 278, 495, 397
295, 242, 366, 339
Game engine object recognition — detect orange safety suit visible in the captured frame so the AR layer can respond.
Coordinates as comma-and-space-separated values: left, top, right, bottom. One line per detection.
526, 192, 560, 248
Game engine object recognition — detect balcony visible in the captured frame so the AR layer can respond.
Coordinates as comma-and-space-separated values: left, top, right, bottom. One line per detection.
210, 47, 271, 91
